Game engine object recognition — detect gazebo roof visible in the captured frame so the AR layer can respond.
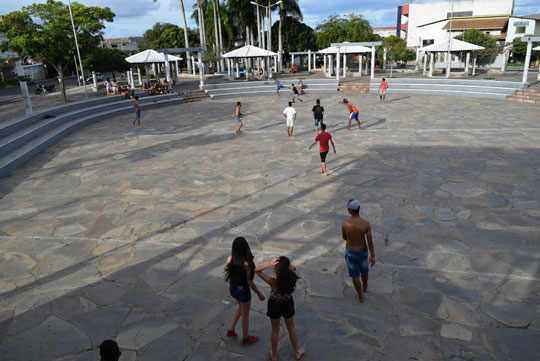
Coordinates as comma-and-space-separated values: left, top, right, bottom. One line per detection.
125, 49, 182, 64
419, 39, 484, 52
534, 46, 540, 51
319, 43, 373, 54
222, 45, 278, 58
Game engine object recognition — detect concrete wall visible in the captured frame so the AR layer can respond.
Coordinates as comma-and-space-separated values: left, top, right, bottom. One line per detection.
406, 0, 514, 47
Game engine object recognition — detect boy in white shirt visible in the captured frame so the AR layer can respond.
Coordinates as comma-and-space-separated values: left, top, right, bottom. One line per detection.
282, 102, 297, 139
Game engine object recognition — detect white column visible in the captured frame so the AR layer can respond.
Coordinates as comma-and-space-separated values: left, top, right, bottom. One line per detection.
235, 61, 239, 78
20, 81, 33, 115
522, 41, 533, 83
359, 55, 363, 75
537, 61, 540, 81
245, 58, 249, 81
291, 54, 295, 69
324, 55, 327, 76
415, 48, 420, 71
383, 48, 387, 70
371, 46, 375, 79
330, 55, 334, 76
501, 49, 507, 72
472, 53, 477, 76
175, 60, 179, 76
92, 71, 97, 88
145, 64, 150, 81
336, 47, 341, 82
465, 52, 470, 75
423, 52, 427, 74
343, 54, 346, 77
365, 55, 369, 74
308, 50, 312, 71
198, 51, 204, 89
137, 67, 142, 86
446, 52, 451, 78
429, 52, 434, 77
192, 56, 196, 75
163, 53, 171, 83
314, 53, 317, 69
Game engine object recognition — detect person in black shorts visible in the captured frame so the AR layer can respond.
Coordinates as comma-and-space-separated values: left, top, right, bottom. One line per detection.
291, 84, 303, 103
256, 257, 305, 361
308, 123, 336, 176
312, 99, 324, 134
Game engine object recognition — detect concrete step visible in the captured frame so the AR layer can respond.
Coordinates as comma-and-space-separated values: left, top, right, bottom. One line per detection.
0, 97, 182, 178
339, 83, 370, 93
0, 94, 178, 158
210, 89, 337, 99
202, 79, 338, 90
367, 88, 508, 99
369, 77, 527, 88
368, 84, 517, 94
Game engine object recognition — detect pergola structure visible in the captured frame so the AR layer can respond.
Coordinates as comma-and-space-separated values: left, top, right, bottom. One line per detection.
222, 45, 278, 81
126, 49, 182, 86
521, 36, 540, 82
328, 42, 382, 81
419, 39, 484, 77
289, 51, 318, 72
157, 47, 207, 89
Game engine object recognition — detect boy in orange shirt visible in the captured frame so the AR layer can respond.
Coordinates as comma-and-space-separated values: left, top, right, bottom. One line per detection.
339, 99, 361, 131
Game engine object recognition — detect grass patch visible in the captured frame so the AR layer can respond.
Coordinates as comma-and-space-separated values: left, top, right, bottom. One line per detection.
482, 77, 496, 80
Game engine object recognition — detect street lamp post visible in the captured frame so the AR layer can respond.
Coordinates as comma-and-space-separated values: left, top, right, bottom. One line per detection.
67, 0, 88, 98
250, 1, 282, 77
446, 0, 455, 78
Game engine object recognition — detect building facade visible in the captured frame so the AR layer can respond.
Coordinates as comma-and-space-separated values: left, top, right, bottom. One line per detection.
99, 37, 143, 55
399, 0, 515, 47
505, 14, 540, 42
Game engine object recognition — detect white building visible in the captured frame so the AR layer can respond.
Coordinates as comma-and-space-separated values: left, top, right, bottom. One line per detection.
505, 14, 540, 42
372, 27, 398, 38
399, 0, 515, 48
99, 37, 143, 55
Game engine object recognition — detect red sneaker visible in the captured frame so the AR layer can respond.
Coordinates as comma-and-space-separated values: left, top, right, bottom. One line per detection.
226, 329, 237, 337
242, 335, 259, 345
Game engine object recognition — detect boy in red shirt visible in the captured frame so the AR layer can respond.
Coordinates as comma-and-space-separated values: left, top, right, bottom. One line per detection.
308, 123, 336, 176
339, 99, 361, 131
379, 78, 389, 103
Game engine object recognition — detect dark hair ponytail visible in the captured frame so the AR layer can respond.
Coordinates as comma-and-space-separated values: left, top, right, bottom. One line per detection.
275, 256, 299, 295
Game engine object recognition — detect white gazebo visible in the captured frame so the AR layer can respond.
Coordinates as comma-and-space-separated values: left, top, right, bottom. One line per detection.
222, 45, 278, 81
419, 39, 484, 77
126, 49, 183, 85
319, 43, 373, 79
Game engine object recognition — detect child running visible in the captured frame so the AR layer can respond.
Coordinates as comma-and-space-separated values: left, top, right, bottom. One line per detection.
235, 102, 244, 134
133, 96, 141, 126
339, 99, 361, 131
224, 237, 265, 345
312, 99, 324, 134
379, 78, 389, 102
291, 84, 303, 103
255, 257, 305, 361
308, 123, 336, 176
275, 78, 288, 97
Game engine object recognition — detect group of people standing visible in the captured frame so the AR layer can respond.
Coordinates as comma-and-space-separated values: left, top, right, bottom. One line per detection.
224, 199, 375, 361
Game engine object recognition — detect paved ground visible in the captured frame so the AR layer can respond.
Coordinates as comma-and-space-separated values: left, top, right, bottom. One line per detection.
0, 91, 539, 361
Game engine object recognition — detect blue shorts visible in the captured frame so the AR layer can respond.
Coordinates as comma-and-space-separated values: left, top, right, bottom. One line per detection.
314, 118, 323, 127
277, 85, 286, 90
135, 109, 141, 118
350, 112, 359, 120
230, 283, 251, 303
345, 248, 369, 278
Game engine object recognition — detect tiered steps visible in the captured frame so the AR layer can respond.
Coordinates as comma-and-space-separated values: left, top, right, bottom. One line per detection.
369, 78, 527, 100
203, 79, 339, 99
338, 82, 370, 93
507, 88, 540, 104
181, 90, 211, 103
0, 93, 183, 178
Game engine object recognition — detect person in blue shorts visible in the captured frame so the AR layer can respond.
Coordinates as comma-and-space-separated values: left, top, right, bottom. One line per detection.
342, 199, 376, 302
274, 78, 289, 97
133, 96, 141, 126
339, 99, 361, 131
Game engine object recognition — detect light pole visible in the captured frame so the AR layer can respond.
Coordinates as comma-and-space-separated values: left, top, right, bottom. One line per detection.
250, 1, 282, 75
67, 0, 88, 98
446, 0, 455, 78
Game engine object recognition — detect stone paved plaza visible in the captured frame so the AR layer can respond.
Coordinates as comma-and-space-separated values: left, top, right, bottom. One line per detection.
0, 91, 539, 361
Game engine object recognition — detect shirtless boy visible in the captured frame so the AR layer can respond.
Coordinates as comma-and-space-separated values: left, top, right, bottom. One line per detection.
341, 199, 375, 302
235, 102, 244, 134
133, 96, 141, 126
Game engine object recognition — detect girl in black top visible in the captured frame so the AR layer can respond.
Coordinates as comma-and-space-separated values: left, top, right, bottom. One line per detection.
224, 237, 265, 345
256, 256, 305, 361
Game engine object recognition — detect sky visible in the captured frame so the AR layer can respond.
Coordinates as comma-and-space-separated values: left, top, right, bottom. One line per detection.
1, 0, 540, 38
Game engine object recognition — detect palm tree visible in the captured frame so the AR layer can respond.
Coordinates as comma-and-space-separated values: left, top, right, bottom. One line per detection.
180, 0, 192, 74
277, 0, 302, 70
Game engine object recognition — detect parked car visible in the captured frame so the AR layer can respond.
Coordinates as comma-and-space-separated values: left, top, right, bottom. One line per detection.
85, 72, 104, 82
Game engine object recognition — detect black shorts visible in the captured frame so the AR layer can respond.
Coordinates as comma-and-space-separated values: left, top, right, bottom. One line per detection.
320, 151, 328, 162
267, 297, 295, 319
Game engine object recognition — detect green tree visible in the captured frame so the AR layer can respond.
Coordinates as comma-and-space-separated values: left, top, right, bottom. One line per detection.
377, 35, 415, 63
0, 0, 114, 102
510, 35, 539, 62
316, 13, 379, 49
271, 16, 316, 53
142, 23, 200, 50
454, 28, 499, 59
83, 48, 130, 79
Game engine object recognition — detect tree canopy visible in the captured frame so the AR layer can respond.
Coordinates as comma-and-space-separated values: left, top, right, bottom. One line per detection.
141, 22, 200, 50
454, 29, 499, 59
378, 36, 415, 62
316, 13, 379, 49
510, 35, 539, 61
83, 48, 130, 75
271, 16, 316, 53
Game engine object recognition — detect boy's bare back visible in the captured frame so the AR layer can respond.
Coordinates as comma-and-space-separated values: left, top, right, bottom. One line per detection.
342, 216, 371, 250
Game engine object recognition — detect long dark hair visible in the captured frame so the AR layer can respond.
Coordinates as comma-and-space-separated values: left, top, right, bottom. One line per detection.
275, 256, 299, 295
224, 237, 255, 284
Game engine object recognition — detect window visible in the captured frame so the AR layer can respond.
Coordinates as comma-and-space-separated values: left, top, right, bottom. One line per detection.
111, 44, 118, 48
448, 11, 472, 18
422, 39, 434, 47
516, 26, 526, 34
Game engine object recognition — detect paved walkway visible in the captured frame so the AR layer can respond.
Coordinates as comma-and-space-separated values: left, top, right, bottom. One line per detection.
0, 91, 539, 361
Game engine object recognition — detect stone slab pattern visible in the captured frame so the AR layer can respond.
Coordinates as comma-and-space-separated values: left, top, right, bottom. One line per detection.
1, 92, 540, 361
